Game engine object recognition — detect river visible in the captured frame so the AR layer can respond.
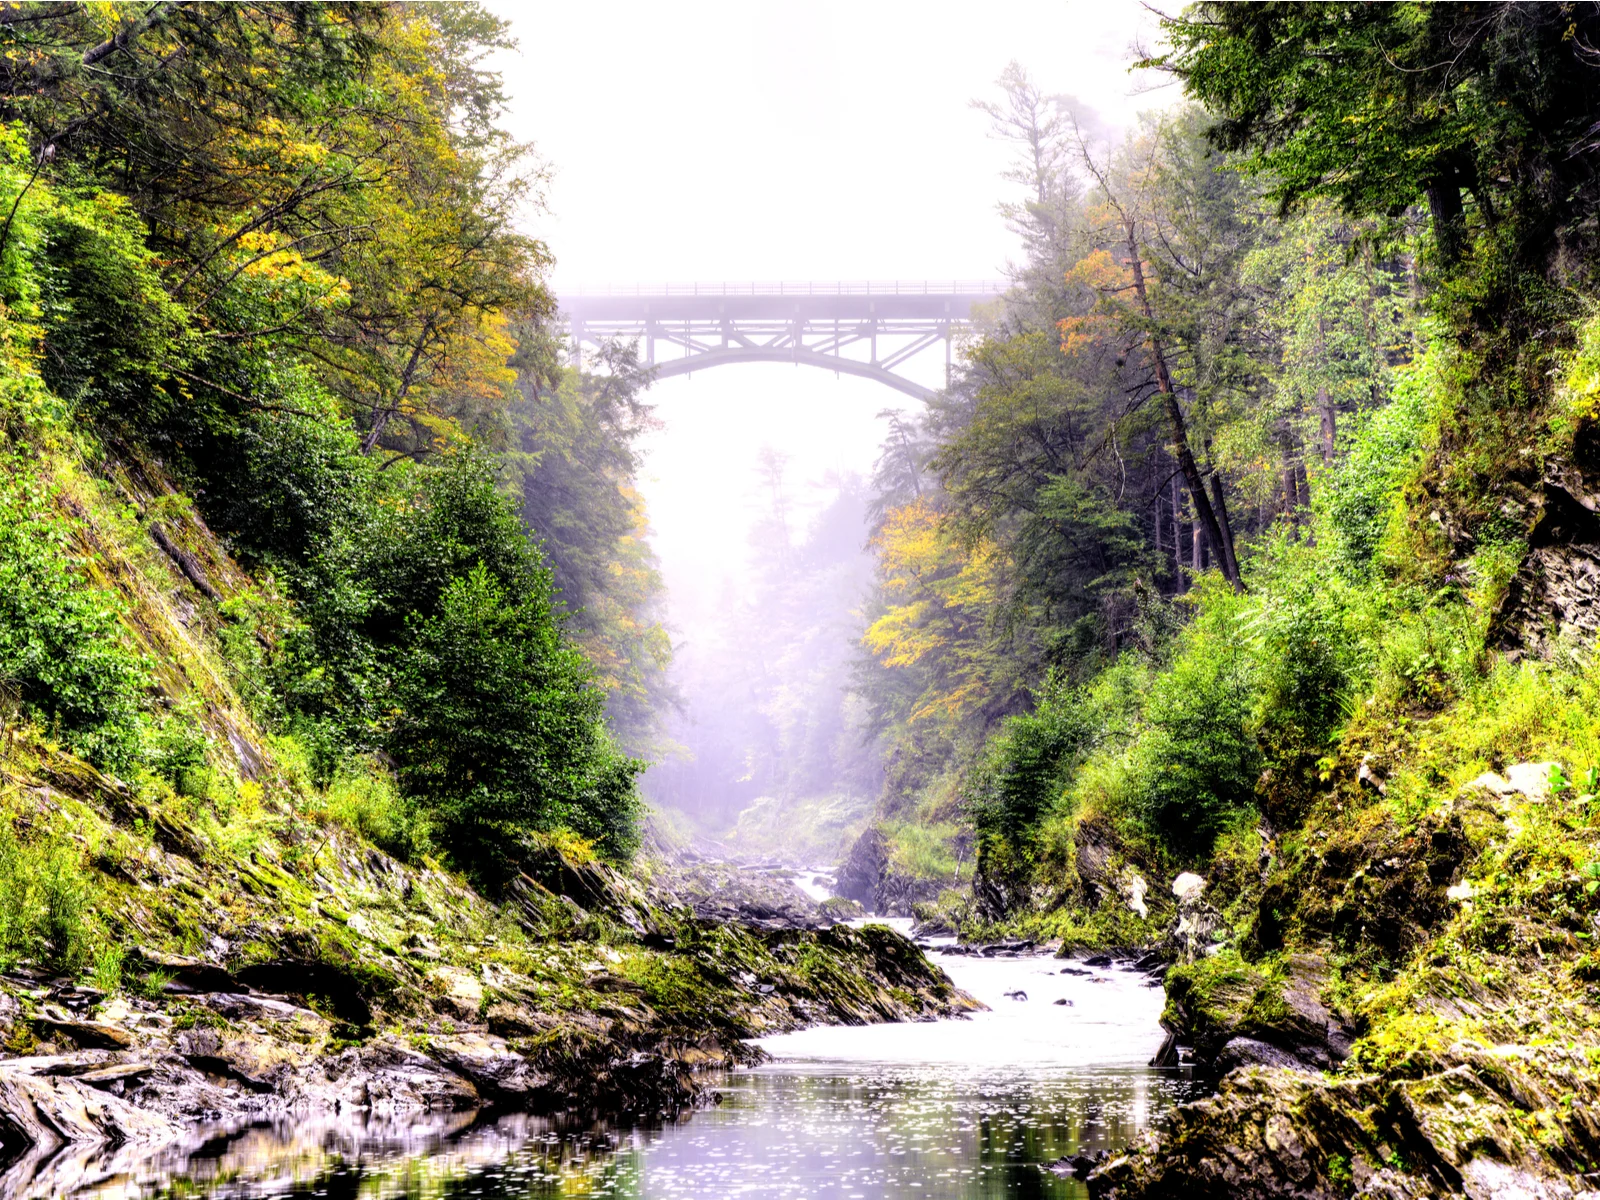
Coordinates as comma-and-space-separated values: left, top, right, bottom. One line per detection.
9, 924, 1200, 1199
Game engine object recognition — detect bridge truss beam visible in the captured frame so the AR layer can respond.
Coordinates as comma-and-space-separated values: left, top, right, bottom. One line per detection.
561, 282, 1003, 401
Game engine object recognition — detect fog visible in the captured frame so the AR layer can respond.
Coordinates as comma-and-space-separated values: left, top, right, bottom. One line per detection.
487, 1, 1173, 850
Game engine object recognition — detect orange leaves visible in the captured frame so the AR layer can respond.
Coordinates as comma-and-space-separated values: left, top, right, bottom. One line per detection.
1058, 248, 1135, 358
1065, 247, 1130, 294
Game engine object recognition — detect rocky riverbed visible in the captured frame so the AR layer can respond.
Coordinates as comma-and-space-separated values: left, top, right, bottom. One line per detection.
0, 757, 977, 1182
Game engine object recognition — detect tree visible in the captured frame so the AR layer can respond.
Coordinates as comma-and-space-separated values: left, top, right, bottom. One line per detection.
392, 562, 640, 873
1062, 111, 1268, 589
1240, 198, 1414, 519
1, 3, 551, 463
1156, 3, 1600, 300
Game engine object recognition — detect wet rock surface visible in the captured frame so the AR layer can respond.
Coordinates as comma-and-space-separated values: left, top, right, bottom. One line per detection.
1089, 1055, 1600, 1200
0, 802, 972, 1169
835, 826, 944, 917
650, 859, 825, 929
1089, 761, 1600, 1200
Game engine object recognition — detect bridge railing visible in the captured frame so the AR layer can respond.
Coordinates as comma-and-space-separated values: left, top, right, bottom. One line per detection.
562, 279, 1008, 298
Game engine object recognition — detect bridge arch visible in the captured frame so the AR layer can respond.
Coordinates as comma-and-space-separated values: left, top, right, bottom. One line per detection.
648, 344, 936, 401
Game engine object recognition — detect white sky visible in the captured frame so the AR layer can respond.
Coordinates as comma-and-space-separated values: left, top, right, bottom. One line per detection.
487, 0, 1175, 634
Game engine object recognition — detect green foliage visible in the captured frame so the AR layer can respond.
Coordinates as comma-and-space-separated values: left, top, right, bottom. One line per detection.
35, 187, 191, 429
1133, 589, 1261, 857
1247, 542, 1372, 752
0, 822, 95, 972
203, 400, 370, 574
392, 559, 641, 872
0, 124, 643, 879
884, 819, 961, 884
506, 336, 673, 758
1159, 3, 1600, 294
0, 460, 145, 771
1318, 363, 1433, 578
146, 712, 214, 800
968, 673, 1098, 847
321, 763, 429, 864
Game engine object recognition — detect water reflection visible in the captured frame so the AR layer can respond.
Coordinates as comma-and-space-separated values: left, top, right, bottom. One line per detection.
617, 1062, 1201, 1199
4, 952, 1203, 1199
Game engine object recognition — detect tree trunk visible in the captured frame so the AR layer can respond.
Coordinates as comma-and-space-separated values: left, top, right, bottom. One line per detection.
362, 320, 434, 456
1318, 391, 1336, 466
1209, 474, 1241, 583
1279, 416, 1300, 527
1125, 221, 1240, 590
1171, 473, 1186, 593
1315, 317, 1336, 466
1295, 460, 1313, 546
1425, 170, 1465, 265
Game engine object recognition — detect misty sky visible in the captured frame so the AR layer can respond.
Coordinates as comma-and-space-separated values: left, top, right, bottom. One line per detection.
487, 0, 1173, 635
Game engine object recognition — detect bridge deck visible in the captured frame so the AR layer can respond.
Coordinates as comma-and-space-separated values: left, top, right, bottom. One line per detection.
562, 282, 1004, 324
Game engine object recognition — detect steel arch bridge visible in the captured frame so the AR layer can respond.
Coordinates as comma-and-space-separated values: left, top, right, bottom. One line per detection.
560, 281, 1005, 402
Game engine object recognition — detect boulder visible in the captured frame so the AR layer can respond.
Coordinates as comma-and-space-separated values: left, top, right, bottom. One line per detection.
1490, 428, 1600, 660
129, 948, 239, 994
1122, 872, 1150, 919
654, 859, 825, 929
834, 827, 887, 908
1167, 877, 1222, 964
294, 1036, 479, 1113
820, 896, 866, 922
1503, 761, 1558, 801
429, 1035, 541, 1101
30, 1017, 132, 1052
1215, 1036, 1315, 1074
1091, 1043, 1600, 1200
1160, 951, 1354, 1074
427, 965, 484, 1022
0, 1061, 178, 1155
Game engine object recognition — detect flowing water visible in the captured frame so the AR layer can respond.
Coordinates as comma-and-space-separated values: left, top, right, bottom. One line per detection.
7, 925, 1202, 1199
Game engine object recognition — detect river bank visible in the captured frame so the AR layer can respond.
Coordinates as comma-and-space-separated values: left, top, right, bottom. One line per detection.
0, 933, 1197, 1198
0, 789, 975, 1190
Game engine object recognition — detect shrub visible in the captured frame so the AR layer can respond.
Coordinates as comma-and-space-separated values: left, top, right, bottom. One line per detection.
322, 763, 429, 863
390, 560, 641, 877
0, 823, 97, 972
1318, 362, 1432, 578
1134, 594, 1261, 858
203, 401, 370, 573
35, 186, 190, 434
146, 710, 213, 798
968, 656, 1147, 843
884, 819, 961, 883
1248, 540, 1373, 750
0, 464, 146, 772
968, 675, 1094, 847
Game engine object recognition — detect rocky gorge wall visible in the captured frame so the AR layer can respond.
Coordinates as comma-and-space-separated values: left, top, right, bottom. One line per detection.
1056, 758, 1600, 1200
